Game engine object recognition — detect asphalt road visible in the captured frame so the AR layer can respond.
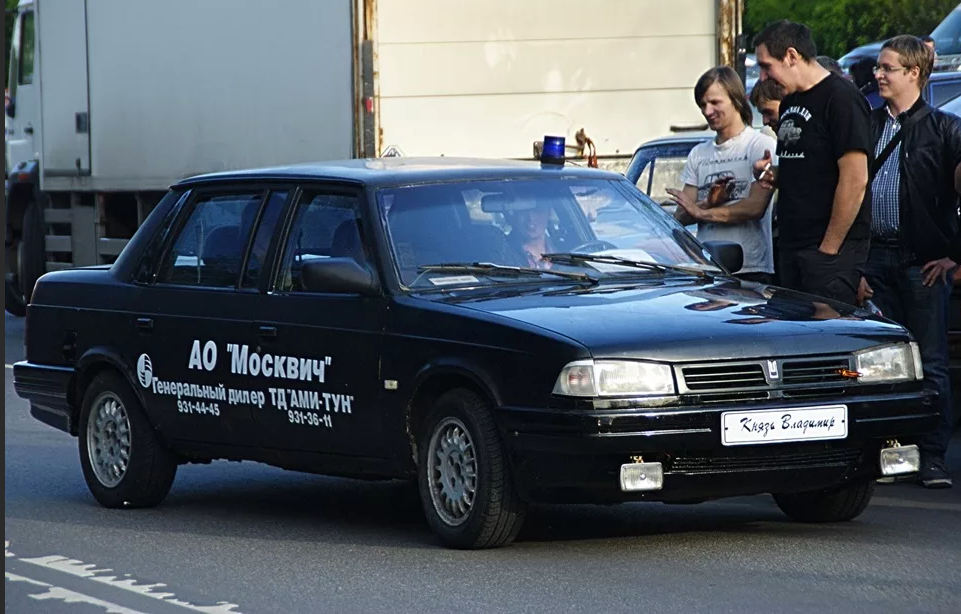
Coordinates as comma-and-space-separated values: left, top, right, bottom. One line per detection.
5, 311, 961, 613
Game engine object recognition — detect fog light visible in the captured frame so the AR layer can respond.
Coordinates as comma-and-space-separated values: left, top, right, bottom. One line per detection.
879, 444, 920, 476
619, 462, 664, 492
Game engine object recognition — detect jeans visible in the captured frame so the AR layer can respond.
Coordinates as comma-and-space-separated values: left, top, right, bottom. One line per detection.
778, 239, 869, 306
863, 244, 953, 459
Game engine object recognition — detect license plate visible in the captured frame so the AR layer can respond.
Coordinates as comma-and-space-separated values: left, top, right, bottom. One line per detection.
720, 405, 848, 446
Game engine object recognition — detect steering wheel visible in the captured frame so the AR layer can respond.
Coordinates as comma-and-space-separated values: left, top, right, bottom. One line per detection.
569, 240, 618, 254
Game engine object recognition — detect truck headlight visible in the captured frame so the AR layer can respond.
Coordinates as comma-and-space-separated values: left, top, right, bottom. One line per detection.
854, 343, 923, 383
552, 359, 676, 397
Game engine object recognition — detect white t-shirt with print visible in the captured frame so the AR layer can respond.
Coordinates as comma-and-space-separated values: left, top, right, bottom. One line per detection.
680, 127, 778, 275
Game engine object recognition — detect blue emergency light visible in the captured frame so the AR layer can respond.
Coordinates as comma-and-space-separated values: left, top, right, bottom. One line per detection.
541, 135, 566, 165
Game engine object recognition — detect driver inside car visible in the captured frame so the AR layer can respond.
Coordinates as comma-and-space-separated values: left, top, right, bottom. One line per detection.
507, 201, 556, 269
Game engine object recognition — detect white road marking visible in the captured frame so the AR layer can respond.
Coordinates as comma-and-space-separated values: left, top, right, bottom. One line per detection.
6, 542, 244, 614
5, 364, 13, 369
7, 572, 149, 614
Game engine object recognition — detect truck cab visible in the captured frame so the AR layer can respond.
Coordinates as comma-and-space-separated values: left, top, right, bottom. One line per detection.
5, 0, 42, 317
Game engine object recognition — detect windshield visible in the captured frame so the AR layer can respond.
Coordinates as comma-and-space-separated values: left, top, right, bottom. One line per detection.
376, 177, 719, 289
932, 7, 961, 55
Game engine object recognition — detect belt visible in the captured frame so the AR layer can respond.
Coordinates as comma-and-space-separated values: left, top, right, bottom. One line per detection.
871, 236, 901, 246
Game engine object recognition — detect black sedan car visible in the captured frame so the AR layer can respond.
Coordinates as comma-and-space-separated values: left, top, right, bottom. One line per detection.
14, 155, 938, 549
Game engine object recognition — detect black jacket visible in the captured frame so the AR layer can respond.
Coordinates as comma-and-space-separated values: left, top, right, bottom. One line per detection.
870, 97, 961, 264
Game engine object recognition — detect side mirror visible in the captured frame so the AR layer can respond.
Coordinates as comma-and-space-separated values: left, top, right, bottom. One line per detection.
5, 98, 15, 118
301, 258, 380, 296
702, 240, 743, 274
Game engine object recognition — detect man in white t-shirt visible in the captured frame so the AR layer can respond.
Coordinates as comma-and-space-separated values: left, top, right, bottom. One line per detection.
667, 66, 778, 284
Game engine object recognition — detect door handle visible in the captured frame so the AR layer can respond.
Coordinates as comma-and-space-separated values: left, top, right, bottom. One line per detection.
135, 317, 154, 332
23, 124, 33, 134
258, 325, 277, 339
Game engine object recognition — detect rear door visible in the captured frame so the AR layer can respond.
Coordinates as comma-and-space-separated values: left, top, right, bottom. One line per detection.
132, 185, 290, 447
250, 183, 389, 458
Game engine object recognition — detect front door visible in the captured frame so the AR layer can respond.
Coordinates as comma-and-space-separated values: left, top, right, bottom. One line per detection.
252, 185, 388, 458
132, 186, 290, 447
6, 7, 40, 168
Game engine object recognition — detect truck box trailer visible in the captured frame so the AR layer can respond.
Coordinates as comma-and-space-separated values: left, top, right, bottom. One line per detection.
5, 0, 744, 315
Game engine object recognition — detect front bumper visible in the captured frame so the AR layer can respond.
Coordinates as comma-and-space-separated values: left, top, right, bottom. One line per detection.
13, 360, 76, 435
496, 390, 938, 504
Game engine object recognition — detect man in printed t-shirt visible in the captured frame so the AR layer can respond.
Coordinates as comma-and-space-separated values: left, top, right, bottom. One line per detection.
752, 20, 873, 305
667, 66, 778, 284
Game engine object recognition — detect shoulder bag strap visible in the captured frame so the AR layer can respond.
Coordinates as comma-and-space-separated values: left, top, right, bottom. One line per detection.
870, 105, 933, 182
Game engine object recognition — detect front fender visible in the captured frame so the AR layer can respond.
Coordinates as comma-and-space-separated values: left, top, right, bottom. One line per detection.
409, 356, 505, 409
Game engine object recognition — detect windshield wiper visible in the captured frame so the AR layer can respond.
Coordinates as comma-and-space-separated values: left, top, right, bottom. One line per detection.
413, 262, 598, 286
540, 252, 714, 278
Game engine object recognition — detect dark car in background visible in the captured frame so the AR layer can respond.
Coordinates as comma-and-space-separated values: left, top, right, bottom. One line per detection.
840, 3, 961, 73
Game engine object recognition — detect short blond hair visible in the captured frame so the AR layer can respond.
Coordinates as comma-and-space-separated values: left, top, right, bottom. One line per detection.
882, 35, 935, 90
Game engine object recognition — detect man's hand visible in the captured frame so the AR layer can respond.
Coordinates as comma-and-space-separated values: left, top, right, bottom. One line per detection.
666, 187, 705, 221
921, 257, 958, 287
753, 150, 776, 189
856, 276, 873, 305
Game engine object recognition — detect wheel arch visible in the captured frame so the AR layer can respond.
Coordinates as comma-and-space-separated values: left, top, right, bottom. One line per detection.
71, 348, 158, 436
404, 359, 503, 466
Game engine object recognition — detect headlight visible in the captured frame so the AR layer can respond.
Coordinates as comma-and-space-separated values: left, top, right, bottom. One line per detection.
552, 359, 676, 397
854, 343, 923, 383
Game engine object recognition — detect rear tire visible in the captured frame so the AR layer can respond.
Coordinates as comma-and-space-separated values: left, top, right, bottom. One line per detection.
773, 478, 875, 523
78, 371, 177, 508
416, 388, 527, 549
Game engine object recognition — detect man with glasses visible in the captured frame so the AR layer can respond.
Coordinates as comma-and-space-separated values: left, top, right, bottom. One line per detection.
858, 35, 961, 489
752, 20, 873, 306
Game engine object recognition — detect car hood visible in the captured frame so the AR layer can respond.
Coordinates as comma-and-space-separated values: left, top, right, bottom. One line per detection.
429, 278, 907, 362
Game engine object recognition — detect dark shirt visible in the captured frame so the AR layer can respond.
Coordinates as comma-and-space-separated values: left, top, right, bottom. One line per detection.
775, 73, 873, 249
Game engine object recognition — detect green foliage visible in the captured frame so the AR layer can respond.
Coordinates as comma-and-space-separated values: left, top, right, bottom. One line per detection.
746, 0, 956, 59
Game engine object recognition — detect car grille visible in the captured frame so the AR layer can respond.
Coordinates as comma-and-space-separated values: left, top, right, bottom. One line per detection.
781, 358, 850, 385
667, 447, 862, 474
681, 364, 767, 391
677, 356, 854, 405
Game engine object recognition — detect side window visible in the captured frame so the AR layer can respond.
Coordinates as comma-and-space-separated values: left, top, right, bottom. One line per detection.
648, 155, 690, 204
276, 191, 366, 293
19, 11, 35, 86
155, 191, 264, 288
240, 190, 288, 289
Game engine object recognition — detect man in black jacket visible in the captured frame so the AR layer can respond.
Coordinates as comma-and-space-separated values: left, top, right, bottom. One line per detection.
859, 35, 961, 488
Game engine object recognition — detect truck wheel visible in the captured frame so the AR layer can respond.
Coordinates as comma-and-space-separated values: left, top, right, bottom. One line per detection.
416, 388, 527, 549
5, 200, 45, 316
78, 371, 178, 508
773, 478, 875, 523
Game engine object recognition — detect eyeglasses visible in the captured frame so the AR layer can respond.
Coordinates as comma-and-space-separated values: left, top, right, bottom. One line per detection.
873, 64, 910, 75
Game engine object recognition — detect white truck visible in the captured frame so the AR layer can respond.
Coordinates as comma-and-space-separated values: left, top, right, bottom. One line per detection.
5, 0, 745, 316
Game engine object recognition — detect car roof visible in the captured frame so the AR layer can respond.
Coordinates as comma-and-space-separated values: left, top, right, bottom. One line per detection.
631, 131, 714, 151
173, 156, 625, 189
930, 71, 961, 83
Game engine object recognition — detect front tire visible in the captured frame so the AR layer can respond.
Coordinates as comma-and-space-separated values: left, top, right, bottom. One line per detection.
773, 478, 875, 523
78, 371, 177, 508
416, 388, 527, 549
5, 199, 45, 316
